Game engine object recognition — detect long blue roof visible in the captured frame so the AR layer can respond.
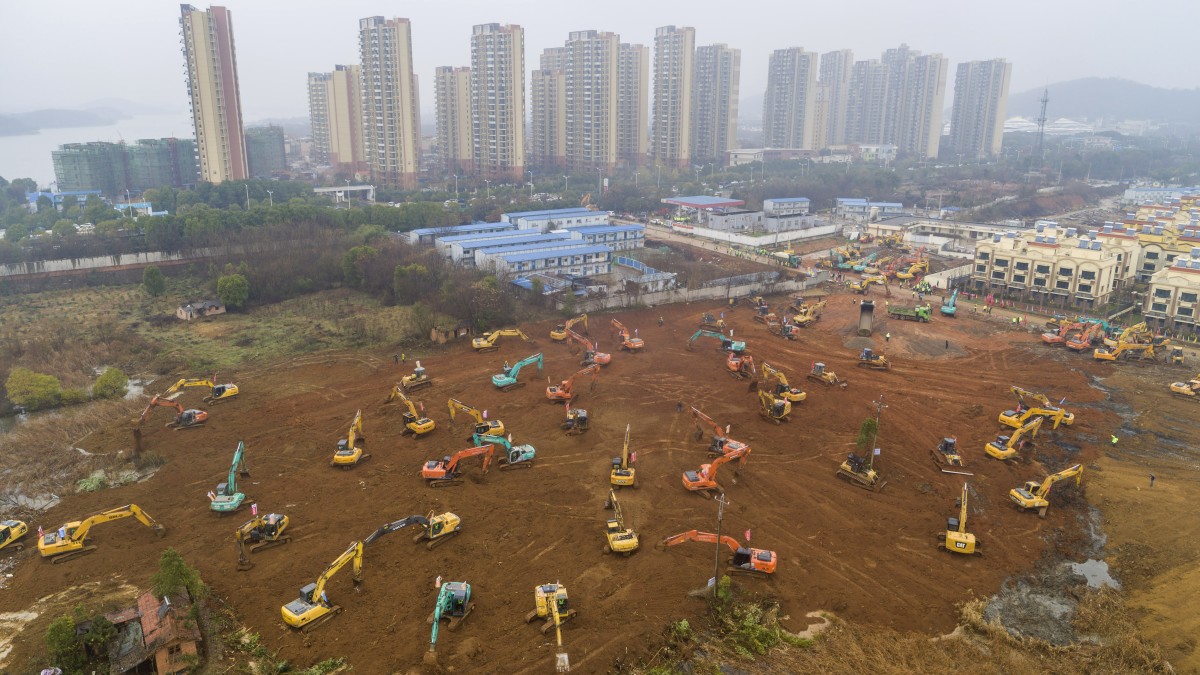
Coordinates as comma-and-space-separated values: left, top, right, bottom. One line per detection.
503, 207, 596, 220
436, 229, 538, 244
565, 224, 645, 234
768, 197, 811, 203
472, 235, 575, 252
411, 222, 513, 236
502, 245, 612, 263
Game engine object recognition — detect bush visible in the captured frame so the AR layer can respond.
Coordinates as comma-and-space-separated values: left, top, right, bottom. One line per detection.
151, 548, 206, 599
5, 367, 62, 410
60, 387, 90, 406
142, 265, 166, 297
217, 273, 250, 309
45, 614, 85, 672
92, 367, 129, 400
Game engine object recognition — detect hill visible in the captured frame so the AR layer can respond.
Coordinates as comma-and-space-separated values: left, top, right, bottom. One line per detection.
1007, 78, 1200, 126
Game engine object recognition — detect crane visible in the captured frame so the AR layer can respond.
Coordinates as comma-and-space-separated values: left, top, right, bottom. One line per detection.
681, 445, 749, 495
940, 289, 959, 317
492, 352, 543, 391
550, 314, 588, 342
425, 581, 474, 665
135, 395, 208, 430
162, 375, 239, 403
760, 363, 806, 403
938, 483, 980, 555
688, 406, 750, 458
611, 318, 644, 352
383, 388, 435, 436
564, 328, 611, 366
235, 513, 290, 571
1009, 464, 1084, 517
687, 329, 746, 354
546, 364, 600, 402
659, 530, 777, 575
38, 504, 165, 563
603, 489, 639, 555
472, 432, 535, 469
447, 398, 504, 437
999, 386, 1074, 430
526, 584, 574, 672
757, 389, 791, 424
210, 440, 250, 514
331, 410, 368, 467
985, 415, 1043, 461
364, 512, 462, 550
281, 540, 363, 631
610, 424, 636, 487
472, 328, 533, 352
421, 444, 495, 487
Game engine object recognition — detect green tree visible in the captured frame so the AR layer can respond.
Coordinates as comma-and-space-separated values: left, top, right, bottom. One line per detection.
142, 265, 166, 297
393, 263, 431, 304
82, 615, 117, 655
92, 367, 129, 400
5, 367, 63, 410
855, 417, 879, 453
151, 548, 206, 599
217, 273, 250, 309
3, 222, 29, 243
341, 245, 378, 288
45, 614, 85, 672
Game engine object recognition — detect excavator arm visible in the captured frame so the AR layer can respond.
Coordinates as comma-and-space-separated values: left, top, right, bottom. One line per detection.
364, 516, 429, 545
447, 399, 484, 425
69, 504, 163, 543
447, 445, 495, 475
1036, 463, 1084, 497
688, 407, 722, 441
660, 529, 741, 553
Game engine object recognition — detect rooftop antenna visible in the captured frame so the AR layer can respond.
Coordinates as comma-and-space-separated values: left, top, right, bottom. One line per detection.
1033, 88, 1049, 169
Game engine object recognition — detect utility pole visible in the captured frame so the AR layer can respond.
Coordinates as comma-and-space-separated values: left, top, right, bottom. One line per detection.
869, 394, 887, 471
711, 493, 728, 599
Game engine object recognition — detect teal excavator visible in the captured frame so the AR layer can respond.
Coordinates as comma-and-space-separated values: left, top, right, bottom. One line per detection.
687, 330, 746, 354
425, 581, 474, 665
210, 441, 249, 514
941, 289, 958, 317
492, 353, 543, 391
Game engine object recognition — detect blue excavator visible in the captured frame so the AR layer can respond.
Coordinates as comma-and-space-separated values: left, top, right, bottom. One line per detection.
472, 432, 536, 469
941, 289, 959, 317
210, 441, 249, 514
425, 581, 474, 665
491, 353, 543, 391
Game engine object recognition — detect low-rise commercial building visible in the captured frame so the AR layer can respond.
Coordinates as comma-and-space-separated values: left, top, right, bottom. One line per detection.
836, 198, 904, 220
1144, 245, 1200, 336
483, 244, 613, 276
500, 207, 608, 229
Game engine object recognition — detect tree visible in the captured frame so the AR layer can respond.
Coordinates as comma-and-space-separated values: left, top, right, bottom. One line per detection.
393, 263, 432, 304
341, 245, 378, 288
92, 367, 129, 400
82, 615, 117, 655
5, 367, 62, 410
151, 548, 205, 599
142, 265, 166, 297
217, 273, 250, 309
855, 417, 878, 453
45, 614, 85, 673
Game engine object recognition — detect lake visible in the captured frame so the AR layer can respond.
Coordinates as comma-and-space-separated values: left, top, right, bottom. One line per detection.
0, 112, 195, 187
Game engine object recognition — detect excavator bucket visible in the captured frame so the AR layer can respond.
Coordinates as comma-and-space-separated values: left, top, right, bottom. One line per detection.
423, 649, 438, 666
556, 652, 570, 672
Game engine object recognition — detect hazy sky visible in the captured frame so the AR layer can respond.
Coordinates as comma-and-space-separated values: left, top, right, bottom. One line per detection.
1, 0, 1196, 121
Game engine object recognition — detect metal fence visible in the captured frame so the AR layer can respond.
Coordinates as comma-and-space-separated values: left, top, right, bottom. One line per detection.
616, 256, 675, 283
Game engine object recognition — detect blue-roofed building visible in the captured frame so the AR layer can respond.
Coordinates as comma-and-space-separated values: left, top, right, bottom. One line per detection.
563, 223, 645, 251
481, 244, 614, 276
469, 236, 582, 266
763, 198, 810, 216
406, 221, 516, 245
501, 207, 608, 229
445, 233, 570, 263
835, 198, 904, 219
434, 229, 551, 258
25, 190, 105, 213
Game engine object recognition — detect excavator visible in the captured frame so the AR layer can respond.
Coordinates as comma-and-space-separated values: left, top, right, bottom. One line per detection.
472, 432, 535, 469
281, 540, 363, 632
383, 388, 435, 436
162, 376, 239, 403
398, 361, 433, 392
0, 519, 29, 552
894, 257, 929, 280
698, 312, 727, 331
940, 289, 959, 317
425, 581, 474, 666
210, 441, 250, 514
550, 314, 588, 342
611, 318, 645, 352
1065, 321, 1106, 352
603, 489, 640, 555
757, 389, 791, 424
610, 425, 636, 487
1171, 346, 1185, 365
659, 530, 778, 575
526, 584, 574, 672
364, 512, 463, 550
546, 364, 600, 402
331, 410, 369, 468
492, 352, 543, 391
565, 328, 611, 366
1102, 321, 1149, 349
852, 252, 879, 273
1170, 374, 1200, 400
789, 299, 826, 327
235, 513, 290, 571
687, 329, 746, 354
985, 416, 1043, 462
562, 402, 590, 435
999, 386, 1075, 430
761, 363, 806, 403
849, 275, 886, 295
421, 444, 494, 487
689, 407, 751, 459
447, 398, 505, 437
38, 504, 165, 563
1009, 463, 1084, 517
472, 328, 533, 352
931, 437, 967, 471
938, 483, 980, 555
682, 445, 749, 495
808, 362, 848, 388
1040, 321, 1082, 346
136, 395, 208, 430
857, 348, 890, 370
1094, 341, 1161, 362
726, 352, 756, 379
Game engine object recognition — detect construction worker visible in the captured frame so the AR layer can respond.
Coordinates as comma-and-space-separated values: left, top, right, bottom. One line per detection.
1111, 434, 1119, 445
1149, 473, 1156, 488
658, 316, 664, 327
885, 332, 891, 342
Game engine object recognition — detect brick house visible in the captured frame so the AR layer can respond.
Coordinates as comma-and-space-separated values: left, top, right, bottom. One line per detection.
175, 300, 226, 321
106, 589, 202, 674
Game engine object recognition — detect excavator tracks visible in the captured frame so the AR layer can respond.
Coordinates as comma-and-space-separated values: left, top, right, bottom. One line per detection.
499, 461, 533, 471
423, 530, 461, 550
427, 478, 464, 488
835, 469, 886, 492
250, 536, 291, 554
49, 545, 98, 564
300, 606, 344, 633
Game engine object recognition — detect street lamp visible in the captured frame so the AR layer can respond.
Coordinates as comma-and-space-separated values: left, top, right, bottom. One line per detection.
708, 163, 714, 182
266, 190, 273, 207
244, 184, 249, 210
527, 170, 534, 199
634, 171, 639, 187
453, 175, 459, 196
656, 165, 661, 191
563, 175, 569, 192
344, 179, 351, 205
484, 179, 491, 200
595, 167, 603, 194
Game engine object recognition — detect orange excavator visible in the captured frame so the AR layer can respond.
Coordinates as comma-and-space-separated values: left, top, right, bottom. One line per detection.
1065, 321, 1105, 352
611, 318, 645, 352
726, 352, 756, 379
546, 364, 600, 403
135, 395, 207, 430
688, 406, 750, 458
1040, 321, 1081, 347
421, 445, 495, 488
681, 445, 749, 495
564, 328, 611, 366
659, 530, 777, 575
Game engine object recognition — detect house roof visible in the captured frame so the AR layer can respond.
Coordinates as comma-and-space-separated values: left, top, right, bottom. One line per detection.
662, 196, 745, 209
502, 245, 613, 263
410, 222, 513, 237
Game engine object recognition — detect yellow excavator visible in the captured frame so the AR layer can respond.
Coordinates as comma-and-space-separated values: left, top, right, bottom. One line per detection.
447, 398, 504, 437
1170, 374, 1200, 400
526, 583, 574, 672
1009, 464, 1084, 517
757, 389, 791, 424
472, 328, 533, 352
1, 519, 29, 552
365, 512, 463, 550
999, 386, 1075, 430
550, 314, 588, 342
235, 513, 290, 571
1094, 341, 1161, 362
849, 275, 886, 295
1102, 321, 1149, 349
761, 363, 806, 403
384, 388, 435, 436
163, 375, 239, 403
938, 483, 980, 555
790, 299, 826, 327
610, 424, 636, 487
603, 489, 639, 555
281, 540, 363, 631
331, 410, 368, 468
38, 504, 165, 563
985, 416, 1042, 462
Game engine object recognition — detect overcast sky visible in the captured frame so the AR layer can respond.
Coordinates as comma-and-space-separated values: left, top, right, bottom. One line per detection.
1, 0, 1196, 121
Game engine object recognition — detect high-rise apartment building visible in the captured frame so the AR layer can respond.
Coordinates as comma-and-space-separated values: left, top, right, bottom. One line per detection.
359, 16, 421, 189
564, 31, 619, 169
818, 49, 854, 147
307, 72, 332, 165
948, 59, 1012, 159
651, 25, 695, 168
435, 66, 473, 173
179, 4, 247, 184
691, 44, 740, 163
876, 44, 947, 158
307, 65, 366, 172
245, 126, 286, 178
846, 59, 887, 145
529, 66, 566, 168
762, 47, 818, 150
616, 43, 649, 166
470, 23, 526, 178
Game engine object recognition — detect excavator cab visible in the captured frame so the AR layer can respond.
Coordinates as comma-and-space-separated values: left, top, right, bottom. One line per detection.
562, 407, 589, 435
731, 547, 777, 574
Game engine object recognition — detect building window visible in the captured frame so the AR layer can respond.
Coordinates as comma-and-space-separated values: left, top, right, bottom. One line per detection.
993, 258, 1009, 268
977, 252, 990, 261
1155, 288, 1172, 299
1080, 270, 1096, 280
976, 264, 986, 273
1180, 307, 1194, 317
1015, 261, 1029, 271
1056, 280, 1071, 290
1033, 278, 1047, 288
1058, 268, 1073, 277
1152, 302, 1168, 312
1145, 251, 1159, 260
1078, 284, 1092, 294
1143, 263, 1157, 271
1013, 274, 1026, 283
1036, 264, 1050, 274
1182, 292, 1197, 303
992, 271, 1006, 280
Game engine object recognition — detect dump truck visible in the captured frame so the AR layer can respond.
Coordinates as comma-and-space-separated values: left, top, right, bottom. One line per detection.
857, 300, 874, 337
886, 304, 931, 322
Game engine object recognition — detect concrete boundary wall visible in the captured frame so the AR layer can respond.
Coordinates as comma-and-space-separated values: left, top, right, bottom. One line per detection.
670, 223, 838, 246
560, 271, 830, 312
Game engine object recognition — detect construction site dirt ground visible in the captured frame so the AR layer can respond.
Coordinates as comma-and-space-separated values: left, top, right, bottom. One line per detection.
2, 287, 1185, 673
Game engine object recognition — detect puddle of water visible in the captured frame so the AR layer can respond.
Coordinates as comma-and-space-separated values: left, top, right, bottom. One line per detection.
1070, 559, 1120, 589
124, 378, 148, 400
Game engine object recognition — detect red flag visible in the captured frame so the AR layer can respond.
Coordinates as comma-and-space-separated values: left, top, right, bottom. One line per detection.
744, 529, 751, 542
483, 409, 488, 419
630, 451, 637, 464
38, 526, 44, 538
419, 401, 425, 413
251, 503, 258, 516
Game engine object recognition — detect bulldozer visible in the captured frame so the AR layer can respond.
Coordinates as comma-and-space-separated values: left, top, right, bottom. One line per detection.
526, 583, 574, 672
808, 362, 847, 388
610, 425, 636, 487
421, 444, 494, 487
1171, 346, 1185, 366
561, 402, 590, 435
472, 328, 534, 352
235, 513, 290, 571
938, 483, 980, 555
399, 361, 433, 392
682, 446, 749, 496
931, 437, 969, 473
425, 581, 474, 665
659, 530, 777, 575
384, 388, 436, 436
761, 363, 806, 403
546, 364, 600, 403
472, 432, 535, 470
757, 389, 791, 424
550, 314, 588, 342
611, 318, 645, 352
1009, 463, 1084, 517
448, 398, 504, 437
365, 512, 462, 550
726, 352, 756, 379
38, 504, 166, 563
209, 440, 250, 514
331, 410, 369, 468
857, 347, 890, 370
282, 540, 363, 632
492, 352, 543, 391
603, 489, 639, 555
837, 452, 885, 491
985, 416, 1042, 462
162, 376, 239, 403
698, 312, 726, 331
0, 519, 29, 553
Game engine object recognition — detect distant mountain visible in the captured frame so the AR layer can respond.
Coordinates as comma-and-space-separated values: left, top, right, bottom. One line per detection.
79, 97, 175, 116
1007, 78, 1200, 127
0, 115, 37, 136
